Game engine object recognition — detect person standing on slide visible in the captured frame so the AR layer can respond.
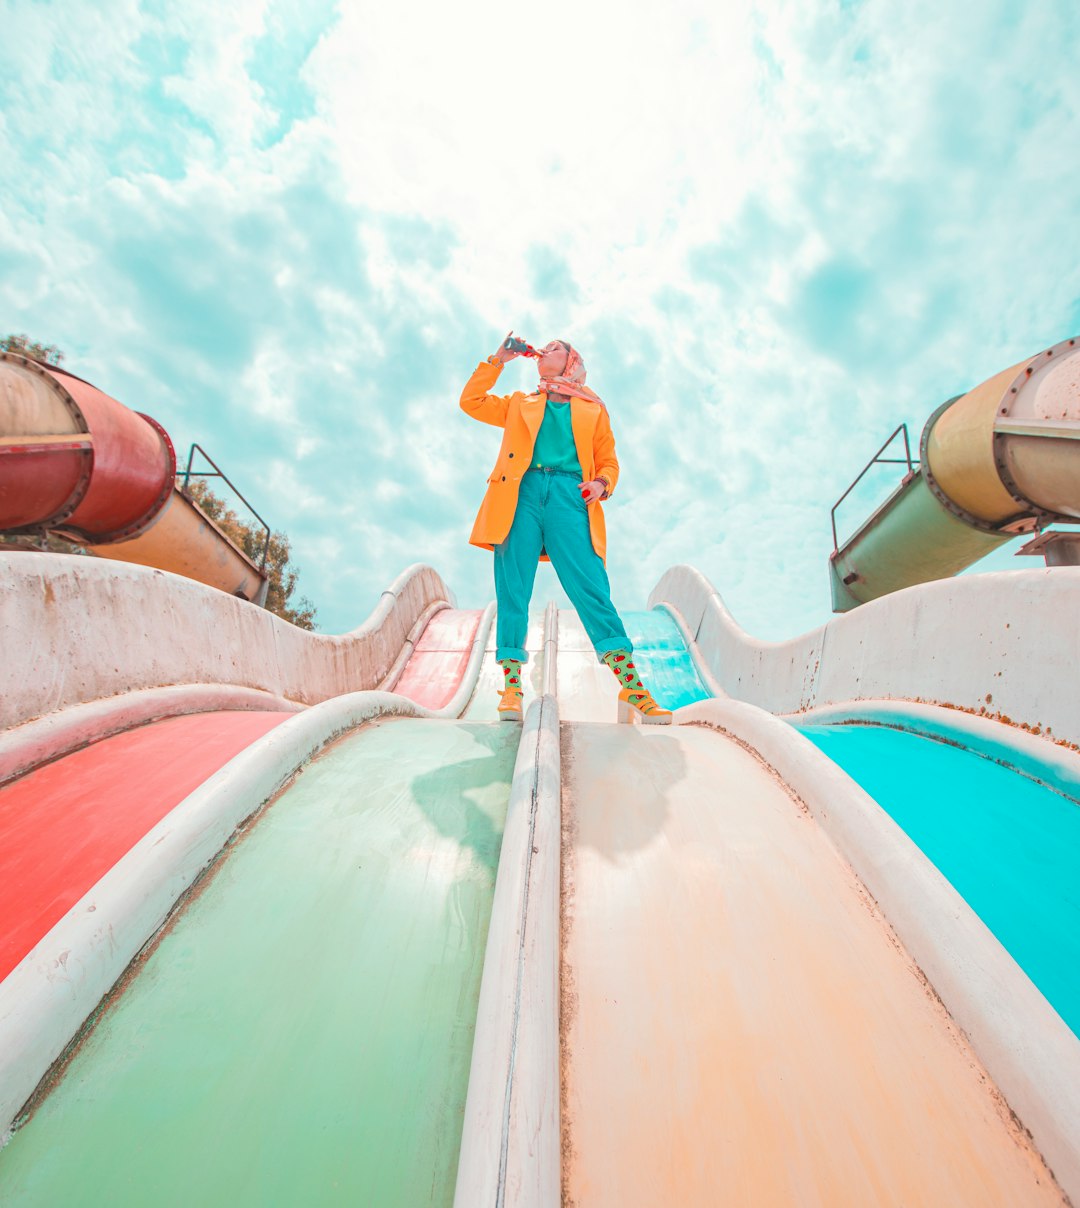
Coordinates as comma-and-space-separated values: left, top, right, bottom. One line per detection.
459, 335, 671, 725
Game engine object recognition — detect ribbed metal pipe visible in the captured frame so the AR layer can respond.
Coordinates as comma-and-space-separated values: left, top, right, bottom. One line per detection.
925, 335, 1080, 529
0, 354, 176, 541
0, 355, 267, 602
831, 336, 1079, 610
829, 472, 1009, 611
0, 354, 93, 530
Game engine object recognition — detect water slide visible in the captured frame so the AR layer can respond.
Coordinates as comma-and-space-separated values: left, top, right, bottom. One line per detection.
1, 344, 1079, 1205
829, 335, 1080, 608
0, 350, 268, 600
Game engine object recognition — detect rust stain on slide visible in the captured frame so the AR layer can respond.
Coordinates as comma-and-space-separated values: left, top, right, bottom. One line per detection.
559, 722, 1066, 1207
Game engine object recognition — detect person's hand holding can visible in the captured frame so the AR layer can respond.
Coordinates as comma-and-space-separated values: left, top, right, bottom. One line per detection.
579, 479, 606, 504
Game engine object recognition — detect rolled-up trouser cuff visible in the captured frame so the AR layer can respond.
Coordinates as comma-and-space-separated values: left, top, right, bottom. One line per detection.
496, 646, 529, 665
594, 636, 632, 662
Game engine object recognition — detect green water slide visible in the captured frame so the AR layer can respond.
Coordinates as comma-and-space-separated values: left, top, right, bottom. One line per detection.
0, 717, 517, 1206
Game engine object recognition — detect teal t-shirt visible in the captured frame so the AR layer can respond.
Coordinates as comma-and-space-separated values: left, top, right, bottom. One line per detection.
530, 398, 582, 474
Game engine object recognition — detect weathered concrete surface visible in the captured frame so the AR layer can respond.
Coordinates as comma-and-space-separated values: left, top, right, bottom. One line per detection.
650, 564, 1080, 747
0, 553, 453, 728
556, 612, 619, 724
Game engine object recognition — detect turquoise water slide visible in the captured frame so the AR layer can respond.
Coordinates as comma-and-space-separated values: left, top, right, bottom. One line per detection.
622, 609, 711, 709
795, 719, 1080, 1038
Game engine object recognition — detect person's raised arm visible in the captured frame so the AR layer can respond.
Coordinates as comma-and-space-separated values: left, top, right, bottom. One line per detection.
459, 333, 522, 429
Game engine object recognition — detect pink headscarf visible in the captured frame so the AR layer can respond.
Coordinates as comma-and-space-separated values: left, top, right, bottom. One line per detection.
538, 343, 606, 409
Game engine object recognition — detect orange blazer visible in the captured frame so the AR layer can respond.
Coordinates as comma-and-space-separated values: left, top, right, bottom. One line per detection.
460, 358, 620, 563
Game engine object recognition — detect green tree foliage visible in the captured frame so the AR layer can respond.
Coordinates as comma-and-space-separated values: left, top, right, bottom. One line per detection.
1, 333, 65, 366
0, 531, 86, 554
184, 478, 318, 630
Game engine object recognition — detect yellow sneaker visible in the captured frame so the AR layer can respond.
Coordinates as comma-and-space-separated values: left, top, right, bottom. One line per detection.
617, 688, 672, 726
498, 686, 524, 722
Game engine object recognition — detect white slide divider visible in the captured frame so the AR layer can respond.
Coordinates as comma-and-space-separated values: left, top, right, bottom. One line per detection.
0, 684, 303, 787
787, 698, 1080, 802
455, 603, 562, 1207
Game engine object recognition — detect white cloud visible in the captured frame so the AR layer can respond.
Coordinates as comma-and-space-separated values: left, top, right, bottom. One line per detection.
263, 458, 328, 513
308, 0, 763, 318
2, 0, 1078, 639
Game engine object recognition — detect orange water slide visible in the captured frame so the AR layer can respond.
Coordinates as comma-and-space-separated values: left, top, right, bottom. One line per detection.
551, 613, 1070, 1206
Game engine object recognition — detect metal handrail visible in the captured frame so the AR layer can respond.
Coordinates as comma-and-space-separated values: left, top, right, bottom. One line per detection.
178, 444, 271, 573
831, 424, 916, 552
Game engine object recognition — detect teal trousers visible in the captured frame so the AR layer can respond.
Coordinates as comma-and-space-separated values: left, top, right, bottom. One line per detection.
495, 469, 631, 664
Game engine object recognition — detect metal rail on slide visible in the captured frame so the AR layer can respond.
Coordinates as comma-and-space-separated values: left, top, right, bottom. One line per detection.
831, 424, 917, 553
178, 443, 272, 572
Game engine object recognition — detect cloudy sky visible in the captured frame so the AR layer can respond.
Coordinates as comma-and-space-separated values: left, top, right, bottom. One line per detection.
2, 0, 1078, 638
